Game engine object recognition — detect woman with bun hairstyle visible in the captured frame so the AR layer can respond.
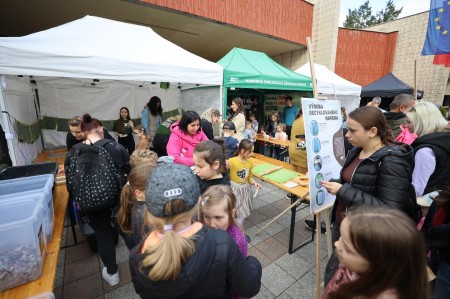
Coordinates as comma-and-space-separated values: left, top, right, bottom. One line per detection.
129, 163, 262, 298
65, 114, 131, 287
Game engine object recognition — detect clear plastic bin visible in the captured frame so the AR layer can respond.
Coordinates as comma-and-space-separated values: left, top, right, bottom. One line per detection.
0, 199, 47, 292
0, 174, 54, 242
0, 162, 58, 180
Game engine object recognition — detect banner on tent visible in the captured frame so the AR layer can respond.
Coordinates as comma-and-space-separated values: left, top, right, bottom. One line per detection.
301, 98, 344, 213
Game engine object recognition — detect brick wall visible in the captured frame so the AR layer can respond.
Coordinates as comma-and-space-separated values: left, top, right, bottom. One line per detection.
368, 12, 450, 104
138, 0, 313, 45
335, 28, 398, 86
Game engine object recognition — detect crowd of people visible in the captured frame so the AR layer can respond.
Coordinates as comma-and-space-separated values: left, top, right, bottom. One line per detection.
63, 93, 450, 298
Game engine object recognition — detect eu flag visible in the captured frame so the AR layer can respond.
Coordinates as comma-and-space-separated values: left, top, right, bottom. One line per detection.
422, 0, 450, 55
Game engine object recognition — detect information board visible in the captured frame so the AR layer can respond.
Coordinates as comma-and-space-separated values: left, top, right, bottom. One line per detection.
301, 98, 345, 213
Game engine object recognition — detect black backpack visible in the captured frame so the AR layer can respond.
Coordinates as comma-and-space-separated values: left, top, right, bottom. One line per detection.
67, 139, 120, 211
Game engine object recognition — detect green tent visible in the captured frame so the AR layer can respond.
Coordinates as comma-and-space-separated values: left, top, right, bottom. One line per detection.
217, 47, 313, 91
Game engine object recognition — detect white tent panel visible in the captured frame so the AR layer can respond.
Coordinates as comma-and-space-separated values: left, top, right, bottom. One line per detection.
295, 63, 361, 113
295, 63, 361, 96
37, 79, 181, 147
1, 76, 42, 165
181, 87, 221, 115
0, 16, 223, 165
0, 16, 223, 85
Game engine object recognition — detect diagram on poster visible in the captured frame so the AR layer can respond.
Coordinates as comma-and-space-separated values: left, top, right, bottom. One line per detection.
301, 98, 344, 213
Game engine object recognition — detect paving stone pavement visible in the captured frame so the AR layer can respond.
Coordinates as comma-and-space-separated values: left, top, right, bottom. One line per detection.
55, 178, 328, 298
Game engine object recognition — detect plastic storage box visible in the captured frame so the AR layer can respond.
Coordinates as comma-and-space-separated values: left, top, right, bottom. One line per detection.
0, 162, 59, 192
0, 199, 47, 292
0, 174, 55, 242
0, 162, 58, 180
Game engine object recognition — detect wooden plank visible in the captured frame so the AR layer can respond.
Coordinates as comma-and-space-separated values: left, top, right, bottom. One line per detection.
250, 155, 309, 201
0, 151, 68, 298
255, 135, 290, 147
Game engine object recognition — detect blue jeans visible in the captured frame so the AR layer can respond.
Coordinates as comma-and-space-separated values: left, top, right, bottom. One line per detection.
435, 256, 450, 299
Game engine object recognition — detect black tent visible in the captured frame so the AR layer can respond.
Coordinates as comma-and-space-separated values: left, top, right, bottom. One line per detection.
360, 73, 423, 109
361, 72, 423, 98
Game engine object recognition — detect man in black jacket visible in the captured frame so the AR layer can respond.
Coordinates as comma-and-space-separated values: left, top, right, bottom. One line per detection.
383, 94, 415, 139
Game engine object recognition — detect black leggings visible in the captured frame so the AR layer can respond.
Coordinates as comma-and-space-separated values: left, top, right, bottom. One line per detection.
87, 208, 118, 274
118, 134, 135, 156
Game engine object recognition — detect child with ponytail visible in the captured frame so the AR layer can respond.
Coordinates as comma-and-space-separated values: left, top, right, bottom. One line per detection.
193, 139, 230, 193
118, 163, 154, 249
129, 164, 262, 298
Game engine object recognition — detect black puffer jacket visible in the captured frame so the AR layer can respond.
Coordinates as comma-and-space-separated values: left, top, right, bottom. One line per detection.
422, 202, 450, 263
412, 131, 450, 194
129, 225, 262, 299
332, 143, 416, 222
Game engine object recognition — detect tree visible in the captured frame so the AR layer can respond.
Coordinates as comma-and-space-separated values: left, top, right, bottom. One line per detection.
343, 0, 403, 29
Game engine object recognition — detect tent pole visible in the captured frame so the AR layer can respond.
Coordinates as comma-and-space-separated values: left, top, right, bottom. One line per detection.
306, 37, 319, 99
414, 60, 417, 101
219, 85, 224, 121
0, 77, 18, 166
223, 87, 228, 118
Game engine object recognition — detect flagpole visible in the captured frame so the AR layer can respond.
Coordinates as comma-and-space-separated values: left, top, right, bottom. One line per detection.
307, 37, 319, 99
414, 60, 417, 101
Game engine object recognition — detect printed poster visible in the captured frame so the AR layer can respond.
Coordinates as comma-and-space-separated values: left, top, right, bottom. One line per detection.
301, 98, 345, 213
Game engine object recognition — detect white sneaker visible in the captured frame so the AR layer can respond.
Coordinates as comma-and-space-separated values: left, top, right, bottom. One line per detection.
102, 267, 120, 286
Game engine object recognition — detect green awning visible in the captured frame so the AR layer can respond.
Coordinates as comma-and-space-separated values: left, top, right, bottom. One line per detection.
217, 48, 313, 91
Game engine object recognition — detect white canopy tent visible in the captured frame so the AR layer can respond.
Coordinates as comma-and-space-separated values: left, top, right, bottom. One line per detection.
295, 63, 361, 113
0, 16, 223, 165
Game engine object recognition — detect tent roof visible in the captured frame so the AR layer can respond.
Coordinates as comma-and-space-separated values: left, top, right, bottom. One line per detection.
0, 16, 223, 85
295, 63, 361, 96
361, 72, 423, 98
217, 47, 312, 91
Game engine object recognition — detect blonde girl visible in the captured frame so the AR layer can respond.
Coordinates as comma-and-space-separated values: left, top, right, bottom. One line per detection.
228, 139, 261, 229
193, 140, 230, 193
129, 149, 158, 168
129, 163, 262, 298
118, 163, 154, 249
323, 208, 429, 299
133, 124, 150, 150
274, 123, 288, 160
200, 185, 247, 257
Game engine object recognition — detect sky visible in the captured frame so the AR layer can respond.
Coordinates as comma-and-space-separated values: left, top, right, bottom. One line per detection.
339, 0, 431, 26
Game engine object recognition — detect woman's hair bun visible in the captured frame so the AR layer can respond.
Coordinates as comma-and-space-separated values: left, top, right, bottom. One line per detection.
83, 114, 92, 123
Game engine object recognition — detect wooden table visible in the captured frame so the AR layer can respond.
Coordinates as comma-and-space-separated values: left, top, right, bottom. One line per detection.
0, 150, 69, 298
255, 134, 290, 147
251, 153, 313, 254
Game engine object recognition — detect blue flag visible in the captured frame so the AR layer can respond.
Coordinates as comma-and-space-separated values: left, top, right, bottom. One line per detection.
422, 0, 450, 55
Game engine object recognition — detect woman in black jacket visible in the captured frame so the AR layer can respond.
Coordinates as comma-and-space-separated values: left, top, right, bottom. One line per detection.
129, 163, 262, 299
320, 106, 416, 285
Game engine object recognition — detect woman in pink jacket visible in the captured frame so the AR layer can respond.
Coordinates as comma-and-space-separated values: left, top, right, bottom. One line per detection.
166, 111, 208, 166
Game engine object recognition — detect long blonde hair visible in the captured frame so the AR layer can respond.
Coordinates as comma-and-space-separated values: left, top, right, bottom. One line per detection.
140, 199, 198, 281
406, 101, 447, 137
200, 107, 220, 123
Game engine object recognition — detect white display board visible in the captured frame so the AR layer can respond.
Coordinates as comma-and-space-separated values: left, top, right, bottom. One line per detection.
301, 98, 345, 213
